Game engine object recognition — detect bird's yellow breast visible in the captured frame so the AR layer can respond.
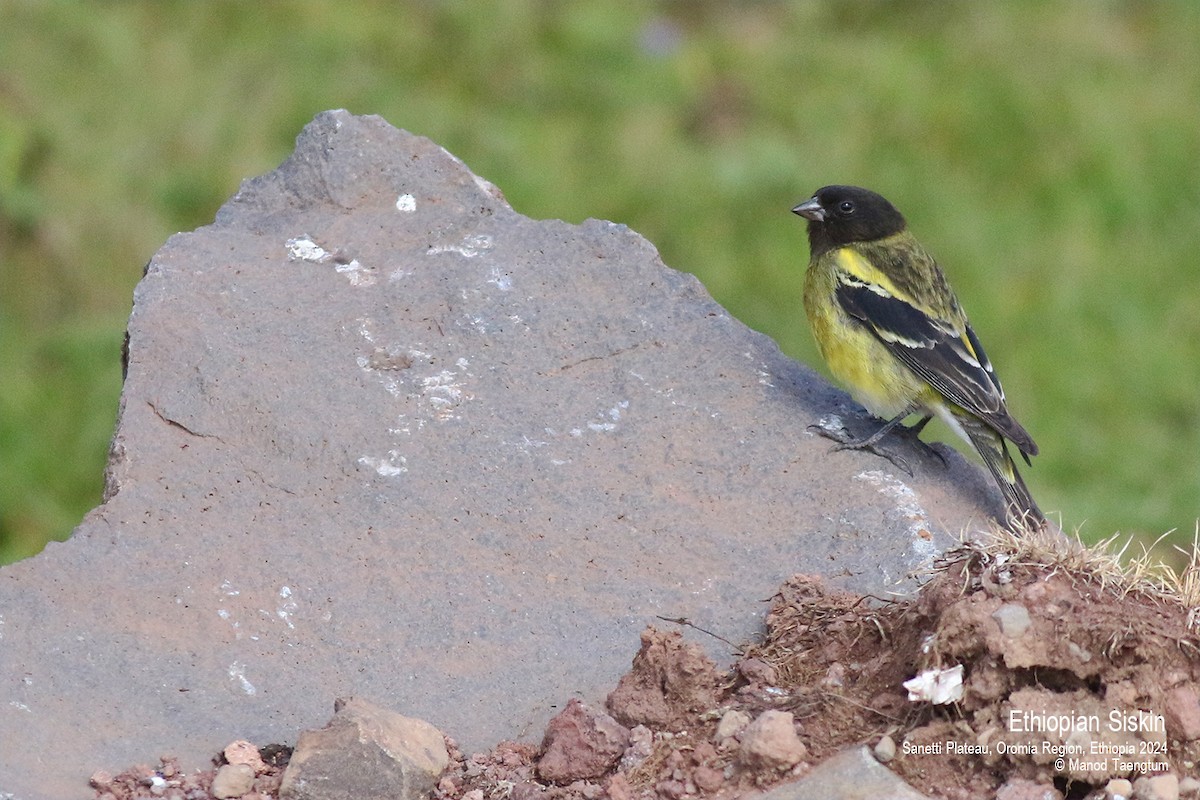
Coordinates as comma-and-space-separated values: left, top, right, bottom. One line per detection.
803, 247, 930, 419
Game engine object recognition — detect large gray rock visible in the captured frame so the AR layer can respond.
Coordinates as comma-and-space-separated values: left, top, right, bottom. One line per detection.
0, 110, 1003, 799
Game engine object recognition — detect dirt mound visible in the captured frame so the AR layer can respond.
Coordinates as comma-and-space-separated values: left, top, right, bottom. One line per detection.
739, 549, 1198, 798
93, 541, 1200, 799
432, 542, 1197, 799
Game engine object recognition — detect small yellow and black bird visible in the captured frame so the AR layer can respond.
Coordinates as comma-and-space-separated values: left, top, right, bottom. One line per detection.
791, 185, 1044, 527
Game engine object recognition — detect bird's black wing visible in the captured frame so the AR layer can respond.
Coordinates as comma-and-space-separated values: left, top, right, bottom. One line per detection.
835, 273, 1038, 458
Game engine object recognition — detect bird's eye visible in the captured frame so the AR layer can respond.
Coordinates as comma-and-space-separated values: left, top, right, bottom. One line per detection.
838, 200, 855, 215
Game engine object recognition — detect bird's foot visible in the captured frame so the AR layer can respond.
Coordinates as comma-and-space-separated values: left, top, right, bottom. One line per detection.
808, 418, 914, 475
808, 413, 946, 475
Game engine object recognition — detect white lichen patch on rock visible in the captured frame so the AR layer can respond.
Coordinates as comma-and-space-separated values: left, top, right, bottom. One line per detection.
285, 235, 328, 262
334, 258, 376, 287
569, 399, 630, 437
854, 469, 937, 561
286, 234, 376, 285
227, 662, 256, 696
487, 265, 513, 291
358, 450, 408, 477
427, 233, 493, 258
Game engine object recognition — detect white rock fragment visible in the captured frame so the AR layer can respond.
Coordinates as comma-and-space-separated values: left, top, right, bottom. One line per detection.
286, 235, 328, 262
903, 664, 964, 704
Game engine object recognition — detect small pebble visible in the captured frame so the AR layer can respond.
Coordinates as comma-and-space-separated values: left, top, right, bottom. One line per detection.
714, 709, 751, 742
1134, 772, 1179, 800
1106, 778, 1133, 799
223, 740, 266, 773
89, 770, 114, 789
991, 603, 1031, 637
995, 777, 1061, 800
873, 734, 896, 763
737, 657, 778, 685
821, 662, 846, 689
211, 763, 255, 799
738, 710, 806, 770
693, 764, 725, 792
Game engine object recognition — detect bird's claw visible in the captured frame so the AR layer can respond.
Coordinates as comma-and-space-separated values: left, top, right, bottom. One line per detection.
807, 422, 915, 476
833, 439, 914, 476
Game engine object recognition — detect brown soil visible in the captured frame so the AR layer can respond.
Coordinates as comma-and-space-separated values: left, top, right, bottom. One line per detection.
90, 743, 290, 800
93, 544, 1200, 800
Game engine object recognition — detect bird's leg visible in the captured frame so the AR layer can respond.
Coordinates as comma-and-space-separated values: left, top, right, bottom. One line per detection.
889, 414, 950, 466
831, 408, 917, 450
809, 405, 947, 474
906, 415, 932, 437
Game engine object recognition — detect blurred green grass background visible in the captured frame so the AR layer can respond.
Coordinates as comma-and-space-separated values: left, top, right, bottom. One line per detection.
2, 2, 1199, 564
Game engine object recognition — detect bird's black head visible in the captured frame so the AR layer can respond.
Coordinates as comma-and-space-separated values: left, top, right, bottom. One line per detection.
792, 185, 907, 252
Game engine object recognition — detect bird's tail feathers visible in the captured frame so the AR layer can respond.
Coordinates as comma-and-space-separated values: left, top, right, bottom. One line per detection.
957, 413, 1045, 529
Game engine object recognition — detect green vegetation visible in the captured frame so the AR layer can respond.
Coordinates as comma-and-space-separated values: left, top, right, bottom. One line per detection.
3, 2, 1198, 563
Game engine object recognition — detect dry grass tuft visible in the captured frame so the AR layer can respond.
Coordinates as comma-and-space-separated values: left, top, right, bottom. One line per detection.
945, 516, 1200, 626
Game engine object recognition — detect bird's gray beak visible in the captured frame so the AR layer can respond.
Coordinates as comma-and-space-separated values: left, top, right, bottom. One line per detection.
791, 197, 825, 221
